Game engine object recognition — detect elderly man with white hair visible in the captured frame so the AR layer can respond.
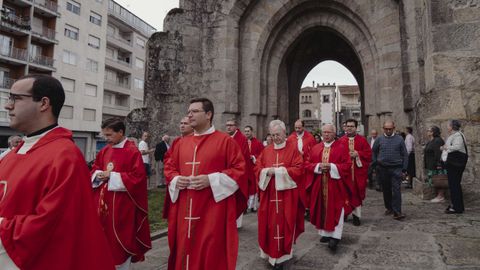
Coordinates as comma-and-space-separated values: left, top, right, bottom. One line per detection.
255, 120, 305, 270
305, 124, 351, 252
0, 135, 21, 160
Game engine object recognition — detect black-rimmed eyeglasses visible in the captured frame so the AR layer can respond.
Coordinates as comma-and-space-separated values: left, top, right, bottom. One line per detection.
6, 93, 34, 105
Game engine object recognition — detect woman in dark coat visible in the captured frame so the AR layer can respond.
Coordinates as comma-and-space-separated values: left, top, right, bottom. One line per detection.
424, 126, 445, 202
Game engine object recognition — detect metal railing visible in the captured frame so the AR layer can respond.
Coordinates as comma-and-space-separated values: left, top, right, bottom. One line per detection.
31, 26, 56, 40
104, 79, 131, 90
0, 77, 15, 89
0, 45, 28, 61
29, 54, 54, 67
0, 11, 31, 31
34, 0, 59, 13
106, 57, 132, 68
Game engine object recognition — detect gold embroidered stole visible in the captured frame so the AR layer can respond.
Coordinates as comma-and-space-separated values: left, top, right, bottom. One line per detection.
321, 146, 331, 225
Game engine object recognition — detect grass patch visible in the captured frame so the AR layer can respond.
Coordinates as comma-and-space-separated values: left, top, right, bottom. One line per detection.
148, 188, 168, 232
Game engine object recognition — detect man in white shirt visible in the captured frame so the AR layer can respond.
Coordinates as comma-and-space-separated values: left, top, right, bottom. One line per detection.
138, 131, 155, 187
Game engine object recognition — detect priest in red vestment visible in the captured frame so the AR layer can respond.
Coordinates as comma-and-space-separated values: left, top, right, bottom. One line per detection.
245, 125, 265, 211
287, 119, 317, 156
226, 118, 254, 227
305, 124, 351, 252
255, 120, 305, 270
91, 118, 151, 269
164, 98, 248, 270
0, 75, 115, 270
338, 119, 372, 226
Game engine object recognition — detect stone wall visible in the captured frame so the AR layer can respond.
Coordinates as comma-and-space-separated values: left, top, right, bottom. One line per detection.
139, 0, 479, 195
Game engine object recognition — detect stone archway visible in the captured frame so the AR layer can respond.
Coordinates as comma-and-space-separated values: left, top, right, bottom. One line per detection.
142, 0, 480, 194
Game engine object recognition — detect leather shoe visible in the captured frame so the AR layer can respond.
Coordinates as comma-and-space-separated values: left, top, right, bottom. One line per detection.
393, 212, 406, 220
320, 236, 331, 243
445, 207, 463, 214
328, 238, 339, 251
352, 215, 361, 226
384, 209, 393, 216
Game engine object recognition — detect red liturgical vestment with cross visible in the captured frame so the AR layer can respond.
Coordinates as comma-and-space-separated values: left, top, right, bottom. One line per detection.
164, 129, 247, 270
255, 141, 305, 264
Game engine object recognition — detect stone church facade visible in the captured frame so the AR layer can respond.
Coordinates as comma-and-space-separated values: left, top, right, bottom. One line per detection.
135, 1, 479, 194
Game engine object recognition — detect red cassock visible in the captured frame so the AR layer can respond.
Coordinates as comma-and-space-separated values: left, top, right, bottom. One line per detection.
338, 135, 372, 213
162, 135, 184, 219
164, 130, 248, 270
0, 127, 115, 270
91, 139, 151, 265
232, 129, 256, 196
305, 140, 351, 232
287, 130, 317, 156
255, 142, 305, 260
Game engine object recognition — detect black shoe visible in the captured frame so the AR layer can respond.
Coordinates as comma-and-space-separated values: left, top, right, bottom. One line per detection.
251, 209, 257, 213
328, 238, 339, 251
320, 236, 331, 243
445, 207, 463, 214
344, 215, 349, 222
384, 209, 393, 216
304, 209, 310, 221
352, 215, 361, 226
393, 212, 406, 220
272, 263, 284, 270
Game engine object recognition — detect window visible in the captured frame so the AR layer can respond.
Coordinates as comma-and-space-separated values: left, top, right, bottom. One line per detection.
64, 24, 79, 40
0, 92, 9, 120
103, 91, 114, 105
322, 95, 330, 103
86, 58, 98, 72
133, 99, 143, 108
135, 58, 144, 69
0, 35, 13, 56
61, 77, 75, 92
89, 11, 102, 26
134, 78, 144, 89
85, 84, 97, 97
62, 50, 77, 65
66, 1, 80, 15
83, 108, 96, 121
136, 37, 145, 48
88, 35, 100, 49
115, 95, 129, 107
60, 105, 74, 119
107, 24, 115, 37
106, 47, 114, 59
303, 110, 312, 118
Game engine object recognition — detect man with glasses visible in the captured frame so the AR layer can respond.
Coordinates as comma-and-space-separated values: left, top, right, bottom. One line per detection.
0, 75, 115, 269
338, 119, 372, 226
305, 124, 351, 252
372, 120, 408, 220
164, 98, 248, 270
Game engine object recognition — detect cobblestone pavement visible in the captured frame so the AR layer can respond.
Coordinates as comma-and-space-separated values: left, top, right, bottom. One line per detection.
134, 188, 480, 270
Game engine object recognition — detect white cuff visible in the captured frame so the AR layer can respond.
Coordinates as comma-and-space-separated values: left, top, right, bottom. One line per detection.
169, 176, 181, 203
329, 163, 340, 179
274, 167, 297, 191
258, 168, 272, 191
208, 172, 239, 202
91, 170, 103, 188
314, 163, 322, 174
251, 156, 256, 164
0, 218, 20, 270
355, 156, 363, 168
107, 172, 126, 191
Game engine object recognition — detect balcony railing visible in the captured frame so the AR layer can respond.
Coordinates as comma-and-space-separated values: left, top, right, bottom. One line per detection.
0, 11, 31, 31
106, 56, 132, 68
0, 77, 15, 89
34, 0, 59, 13
29, 54, 54, 67
0, 46, 28, 61
32, 26, 56, 40
107, 33, 132, 46
104, 79, 130, 90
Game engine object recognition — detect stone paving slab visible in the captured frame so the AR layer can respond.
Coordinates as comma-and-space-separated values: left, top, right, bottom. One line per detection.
133, 189, 480, 270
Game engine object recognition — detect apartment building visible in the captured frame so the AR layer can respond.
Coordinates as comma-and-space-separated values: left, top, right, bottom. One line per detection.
0, 0, 155, 160
299, 82, 336, 132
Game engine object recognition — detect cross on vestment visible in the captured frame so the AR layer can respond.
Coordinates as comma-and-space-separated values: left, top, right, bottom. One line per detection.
271, 153, 284, 214
185, 145, 201, 176
274, 224, 285, 251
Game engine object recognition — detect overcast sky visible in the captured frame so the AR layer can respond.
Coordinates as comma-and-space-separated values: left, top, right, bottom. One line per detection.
115, 1, 358, 87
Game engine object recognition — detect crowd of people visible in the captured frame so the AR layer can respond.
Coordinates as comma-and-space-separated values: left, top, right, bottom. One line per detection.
0, 75, 469, 270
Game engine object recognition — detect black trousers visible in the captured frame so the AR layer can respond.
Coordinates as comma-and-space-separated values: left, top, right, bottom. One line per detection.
377, 166, 403, 214
446, 163, 465, 212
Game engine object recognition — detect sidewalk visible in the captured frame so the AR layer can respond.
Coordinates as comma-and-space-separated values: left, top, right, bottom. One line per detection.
134, 188, 480, 269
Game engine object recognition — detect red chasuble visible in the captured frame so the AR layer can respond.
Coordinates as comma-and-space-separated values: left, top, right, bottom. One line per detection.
91, 139, 151, 265
255, 142, 305, 260
232, 129, 256, 196
249, 137, 265, 158
338, 135, 372, 213
0, 127, 115, 270
164, 130, 248, 270
305, 140, 351, 232
287, 130, 317, 156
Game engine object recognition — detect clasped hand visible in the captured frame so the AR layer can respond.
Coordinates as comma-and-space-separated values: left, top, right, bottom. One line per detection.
97, 171, 110, 181
176, 175, 210, 190
319, 163, 330, 173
